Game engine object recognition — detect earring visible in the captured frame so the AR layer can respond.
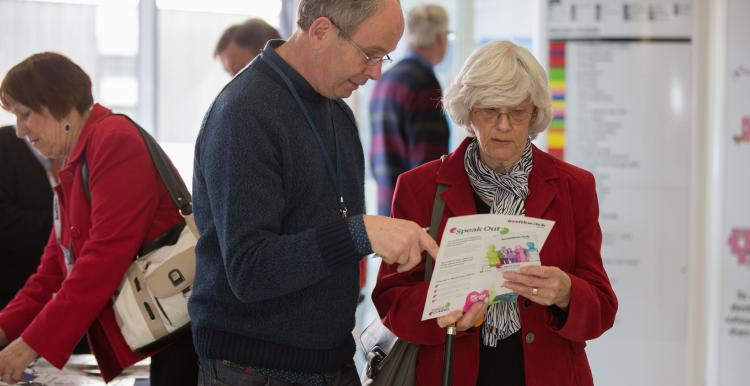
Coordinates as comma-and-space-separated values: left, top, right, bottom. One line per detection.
64, 122, 71, 132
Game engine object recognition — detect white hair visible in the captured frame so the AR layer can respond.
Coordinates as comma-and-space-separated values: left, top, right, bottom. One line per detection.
406, 4, 448, 48
443, 40, 552, 139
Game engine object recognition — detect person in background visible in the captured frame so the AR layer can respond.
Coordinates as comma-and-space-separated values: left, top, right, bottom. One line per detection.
372, 40, 618, 386
369, 3, 451, 216
215, 18, 281, 76
190, 0, 438, 385
0, 52, 197, 386
0, 125, 53, 310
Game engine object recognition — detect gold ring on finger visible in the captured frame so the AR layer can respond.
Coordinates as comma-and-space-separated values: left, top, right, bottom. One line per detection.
532, 287, 539, 296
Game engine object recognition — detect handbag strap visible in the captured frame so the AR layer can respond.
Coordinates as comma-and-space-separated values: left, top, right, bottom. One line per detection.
424, 183, 448, 282
118, 115, 193, 216
80, 114, 192, 216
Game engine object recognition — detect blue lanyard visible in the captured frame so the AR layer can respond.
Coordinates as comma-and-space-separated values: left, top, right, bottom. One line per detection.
263, 56, 347, 218
53, 193, 75, 274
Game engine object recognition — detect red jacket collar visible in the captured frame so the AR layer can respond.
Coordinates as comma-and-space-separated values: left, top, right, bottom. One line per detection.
526, 143, 559, 218
435, 138, 475, 218
435, 137, 559, 218
66, 103, 112, 164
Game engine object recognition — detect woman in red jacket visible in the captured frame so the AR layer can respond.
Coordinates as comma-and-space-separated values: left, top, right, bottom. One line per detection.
372, 40, 618, 386
0, 52, 196, 385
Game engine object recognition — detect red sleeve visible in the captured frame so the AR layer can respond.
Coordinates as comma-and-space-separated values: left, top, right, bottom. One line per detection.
372, 173, 479, 346
21, 121, 166, 368
548, 172, 618, 341
0, 230, 65, 342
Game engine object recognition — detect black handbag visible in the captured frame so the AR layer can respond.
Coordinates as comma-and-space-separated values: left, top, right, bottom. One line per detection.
360, 183, 448, 386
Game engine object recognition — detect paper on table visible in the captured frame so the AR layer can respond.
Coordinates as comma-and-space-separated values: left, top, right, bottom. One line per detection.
421, 214, 555, 321
16, 355, 150, 386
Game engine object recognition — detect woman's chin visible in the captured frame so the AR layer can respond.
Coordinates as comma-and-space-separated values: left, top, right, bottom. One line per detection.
481, 151, 518, 171
487, 150, 514, 163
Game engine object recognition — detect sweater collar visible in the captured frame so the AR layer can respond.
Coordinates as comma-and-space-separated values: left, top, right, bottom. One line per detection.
405, 50, 433, 70
259, 39, 328, 103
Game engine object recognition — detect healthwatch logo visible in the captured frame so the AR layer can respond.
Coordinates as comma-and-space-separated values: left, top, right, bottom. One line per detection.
507, 218, 548, 229
728, 228, 750, 265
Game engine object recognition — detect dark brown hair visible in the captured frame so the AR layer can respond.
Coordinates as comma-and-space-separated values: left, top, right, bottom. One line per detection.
0, 52, 93, 120
214, 18, 281, 57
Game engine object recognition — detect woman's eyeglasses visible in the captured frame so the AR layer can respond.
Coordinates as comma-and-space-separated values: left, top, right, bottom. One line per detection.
472, 107, 535, 126
328, 18, 392, 66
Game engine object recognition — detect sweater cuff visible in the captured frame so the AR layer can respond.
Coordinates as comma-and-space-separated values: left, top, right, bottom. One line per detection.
347, 215, 373, 256
316, 218, 361, 271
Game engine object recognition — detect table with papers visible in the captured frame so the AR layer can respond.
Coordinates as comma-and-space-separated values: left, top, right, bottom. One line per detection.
0, 355, 149, 386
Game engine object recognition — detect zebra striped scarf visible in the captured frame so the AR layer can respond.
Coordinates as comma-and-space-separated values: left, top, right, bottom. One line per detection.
464, 138, 533, 346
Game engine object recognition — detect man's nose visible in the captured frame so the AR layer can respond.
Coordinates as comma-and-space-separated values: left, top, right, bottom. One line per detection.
364, 61, 383, 80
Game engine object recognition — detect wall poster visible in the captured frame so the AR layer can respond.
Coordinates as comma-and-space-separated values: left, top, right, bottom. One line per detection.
547, 1, 692, 385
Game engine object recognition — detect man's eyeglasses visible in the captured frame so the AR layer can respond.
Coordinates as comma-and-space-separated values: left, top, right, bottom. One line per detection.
328, 18, 392, 66
472, 107, 535, 126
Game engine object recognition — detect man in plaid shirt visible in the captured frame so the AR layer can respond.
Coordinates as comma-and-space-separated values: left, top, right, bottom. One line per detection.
369, 4, 451, 215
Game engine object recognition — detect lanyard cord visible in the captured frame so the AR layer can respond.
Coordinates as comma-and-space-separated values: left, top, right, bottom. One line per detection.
263, 57, 347, 218
53, 192, 75, 273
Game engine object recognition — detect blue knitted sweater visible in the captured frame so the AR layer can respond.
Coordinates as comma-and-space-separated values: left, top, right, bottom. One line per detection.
189, 40, 367, 372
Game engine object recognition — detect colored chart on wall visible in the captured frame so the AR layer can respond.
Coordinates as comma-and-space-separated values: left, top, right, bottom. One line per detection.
548, 41, 566, 159
547, 1, 692, 385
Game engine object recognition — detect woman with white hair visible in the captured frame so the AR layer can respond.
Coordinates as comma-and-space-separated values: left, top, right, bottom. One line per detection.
372, 40, 618, 386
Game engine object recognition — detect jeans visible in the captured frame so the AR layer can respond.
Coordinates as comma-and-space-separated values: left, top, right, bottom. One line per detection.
197, 358, 360, 386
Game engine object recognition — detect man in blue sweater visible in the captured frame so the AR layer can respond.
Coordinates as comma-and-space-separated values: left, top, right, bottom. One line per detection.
190, 1, 439, 385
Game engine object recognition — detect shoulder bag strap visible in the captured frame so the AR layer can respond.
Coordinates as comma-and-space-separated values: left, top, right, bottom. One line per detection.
79, 116, 191, 216
424, 155, 449, 282
116, 114, 193, 216
424, 183, 448, 282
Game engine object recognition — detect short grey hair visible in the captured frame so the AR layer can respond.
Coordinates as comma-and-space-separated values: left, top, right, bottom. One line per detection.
297, 0, 383, 36
406, 4, 448, 48
443, 40, 552, 139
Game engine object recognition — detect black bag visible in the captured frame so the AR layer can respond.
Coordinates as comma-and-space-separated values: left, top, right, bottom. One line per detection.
360, 183, 448, 386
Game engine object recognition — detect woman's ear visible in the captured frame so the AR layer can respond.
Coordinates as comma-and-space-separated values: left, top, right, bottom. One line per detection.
439, 31, 448, 47
61, 108, 79, 126
529, 107, 540, 132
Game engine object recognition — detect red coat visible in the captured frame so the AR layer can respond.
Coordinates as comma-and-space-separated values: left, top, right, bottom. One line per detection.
0, 104, 181, 382
372, 138, 618, 386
